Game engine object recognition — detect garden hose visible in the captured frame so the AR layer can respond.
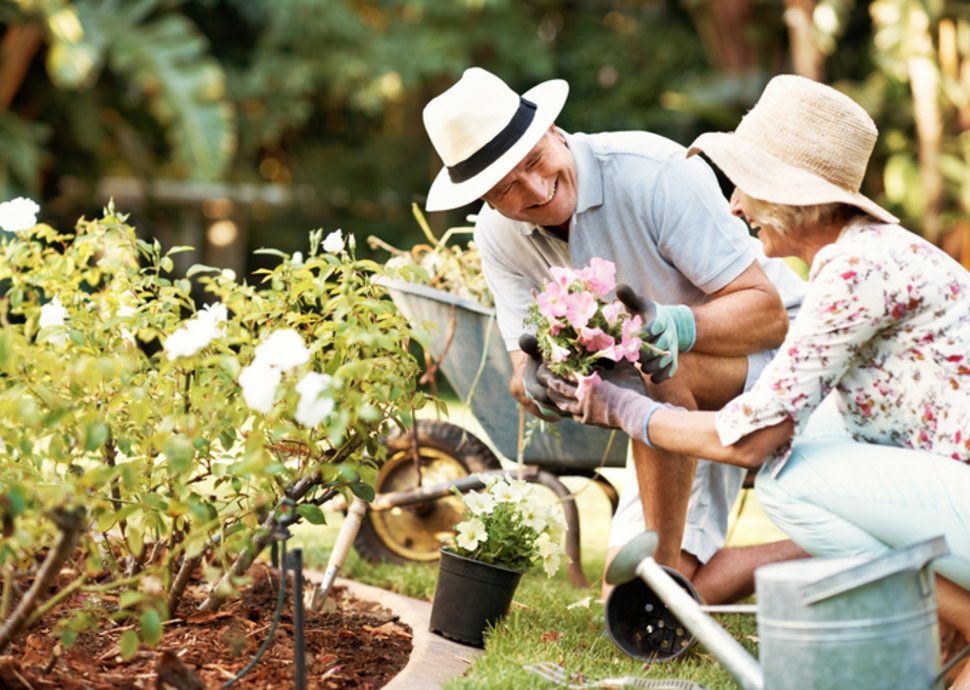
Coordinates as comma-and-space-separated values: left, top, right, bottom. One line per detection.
223, 541, 289, 688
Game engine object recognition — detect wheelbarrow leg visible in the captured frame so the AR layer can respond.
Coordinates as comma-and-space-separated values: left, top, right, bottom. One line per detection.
533, 469, 589, 589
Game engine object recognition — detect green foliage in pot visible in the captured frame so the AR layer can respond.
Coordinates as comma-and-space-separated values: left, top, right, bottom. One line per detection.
0, 198, 429, 655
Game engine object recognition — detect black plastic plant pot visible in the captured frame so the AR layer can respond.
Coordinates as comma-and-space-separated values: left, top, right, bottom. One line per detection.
429, 549, 524, 647
604, 565, 701, 661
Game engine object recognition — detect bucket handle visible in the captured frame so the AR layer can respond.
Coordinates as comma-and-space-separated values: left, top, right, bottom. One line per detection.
799, 535, 949, 606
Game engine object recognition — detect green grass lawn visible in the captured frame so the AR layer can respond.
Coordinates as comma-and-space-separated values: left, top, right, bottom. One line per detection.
288, 403, 786, 689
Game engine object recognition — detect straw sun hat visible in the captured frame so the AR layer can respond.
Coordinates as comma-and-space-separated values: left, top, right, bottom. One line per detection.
688, 74, 898, 224
422, 67, 569, 211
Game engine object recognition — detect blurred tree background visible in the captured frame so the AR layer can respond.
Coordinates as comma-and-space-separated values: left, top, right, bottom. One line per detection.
1, 0, 968, 280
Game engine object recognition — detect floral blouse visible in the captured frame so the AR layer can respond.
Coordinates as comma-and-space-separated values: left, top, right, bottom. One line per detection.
715, 221, 970, 470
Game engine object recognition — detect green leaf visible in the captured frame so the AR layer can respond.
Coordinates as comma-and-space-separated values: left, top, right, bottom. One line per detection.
119, 590, 146, 609
296, 503, 326, 525
186, 264, 220, 278
164, 435, 194, 474
84, 422, 109, 451
140, 608, 163, 646
119, 629, 140, 660
349, 482, 375, 502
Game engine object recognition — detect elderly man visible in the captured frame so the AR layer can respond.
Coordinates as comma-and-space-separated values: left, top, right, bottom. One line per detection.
421, 67, 806, 603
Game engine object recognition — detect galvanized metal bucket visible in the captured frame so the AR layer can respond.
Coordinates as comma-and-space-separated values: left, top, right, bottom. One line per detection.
756, 537, 948, 690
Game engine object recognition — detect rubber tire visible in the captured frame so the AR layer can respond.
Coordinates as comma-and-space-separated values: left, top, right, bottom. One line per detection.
354, 419, 502, 565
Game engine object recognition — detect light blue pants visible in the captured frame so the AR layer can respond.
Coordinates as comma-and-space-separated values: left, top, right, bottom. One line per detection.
755, 399, 970, 589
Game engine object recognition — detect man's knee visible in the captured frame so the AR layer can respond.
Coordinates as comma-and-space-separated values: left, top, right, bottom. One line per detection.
649, 351, 749, 411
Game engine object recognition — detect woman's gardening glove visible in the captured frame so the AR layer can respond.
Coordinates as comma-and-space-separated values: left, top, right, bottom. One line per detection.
539, 362, 666, 446
518, 333, 564, 421
616, 284, 696, 384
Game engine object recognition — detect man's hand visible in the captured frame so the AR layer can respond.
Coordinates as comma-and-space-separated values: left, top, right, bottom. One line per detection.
538, 362, 662, 443
517, 333, 564, 421
616, 284, 696, 384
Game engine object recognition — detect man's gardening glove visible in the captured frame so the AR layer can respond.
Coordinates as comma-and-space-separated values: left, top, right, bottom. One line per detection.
538, 362, 666, 446
518, 333, 564, 421
616, 284, 696, 384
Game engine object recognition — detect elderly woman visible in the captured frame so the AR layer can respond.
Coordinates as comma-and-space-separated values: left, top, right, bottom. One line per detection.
543, 75, 970, 687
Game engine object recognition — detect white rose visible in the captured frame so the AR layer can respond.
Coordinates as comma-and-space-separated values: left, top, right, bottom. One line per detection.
322, 229, 344, 254
294, 372, 335, 428
0, 197, 40, 233
253, 329, 309, 371
239, 362, 281, 413
39, 296, 68, 346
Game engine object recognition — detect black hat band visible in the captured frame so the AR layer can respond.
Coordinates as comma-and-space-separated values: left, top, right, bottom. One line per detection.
447, 97, 538, 184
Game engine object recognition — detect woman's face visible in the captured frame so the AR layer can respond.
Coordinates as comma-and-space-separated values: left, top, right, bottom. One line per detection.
729, 188, 793, 259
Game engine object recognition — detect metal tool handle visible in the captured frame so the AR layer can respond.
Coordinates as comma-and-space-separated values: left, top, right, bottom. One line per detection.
799, 535, 949, 606
636, 558, 764, 690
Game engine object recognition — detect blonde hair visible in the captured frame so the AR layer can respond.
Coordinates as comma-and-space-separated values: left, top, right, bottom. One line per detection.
740, 192, 866, 237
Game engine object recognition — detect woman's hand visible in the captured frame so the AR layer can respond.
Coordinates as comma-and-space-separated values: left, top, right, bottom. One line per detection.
538, 362, 662, 442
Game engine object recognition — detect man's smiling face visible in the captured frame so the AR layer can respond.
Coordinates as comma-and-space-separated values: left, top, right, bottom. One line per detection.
482, 126, 577, 229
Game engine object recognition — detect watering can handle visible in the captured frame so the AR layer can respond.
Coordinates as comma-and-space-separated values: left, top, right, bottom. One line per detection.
799, 535, 949, 606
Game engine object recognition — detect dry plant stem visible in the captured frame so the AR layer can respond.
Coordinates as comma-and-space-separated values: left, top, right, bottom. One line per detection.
168, 554, 204, 614
0, 568, 12, 620
418, 305, 457, 386
0, 507, 85, 652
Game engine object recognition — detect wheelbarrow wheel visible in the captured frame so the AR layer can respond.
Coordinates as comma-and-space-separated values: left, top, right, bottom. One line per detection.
354, 419, 502, 564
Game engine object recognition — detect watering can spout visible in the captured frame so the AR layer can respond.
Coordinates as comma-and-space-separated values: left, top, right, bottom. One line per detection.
605, 532, 765, 690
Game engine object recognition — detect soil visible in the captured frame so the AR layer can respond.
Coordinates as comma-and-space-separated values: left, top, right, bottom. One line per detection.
0, 563, 412, 690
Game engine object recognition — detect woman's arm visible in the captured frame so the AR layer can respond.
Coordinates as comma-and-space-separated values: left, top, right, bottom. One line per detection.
647, 407, 794, 469
543, 366, 794, 469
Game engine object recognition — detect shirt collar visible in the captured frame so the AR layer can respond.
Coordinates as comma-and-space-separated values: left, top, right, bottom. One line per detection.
564, 131, 603, 215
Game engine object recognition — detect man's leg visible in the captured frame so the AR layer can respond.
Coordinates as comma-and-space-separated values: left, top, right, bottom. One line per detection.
607, 351, 804, 604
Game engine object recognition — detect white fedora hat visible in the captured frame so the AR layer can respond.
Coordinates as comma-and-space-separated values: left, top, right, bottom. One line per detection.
423, 67, 569, 212
688, 74, 898, 224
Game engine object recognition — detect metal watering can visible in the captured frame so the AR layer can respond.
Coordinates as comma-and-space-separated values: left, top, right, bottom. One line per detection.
605, 531, 950, 690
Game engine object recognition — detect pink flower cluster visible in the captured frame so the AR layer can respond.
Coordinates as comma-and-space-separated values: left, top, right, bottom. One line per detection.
527, 258, 645, 377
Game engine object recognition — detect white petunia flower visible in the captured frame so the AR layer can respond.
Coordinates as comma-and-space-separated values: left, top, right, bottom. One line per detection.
455, 518, 487, 551
322, 229, 344, 254
39, 296, 68, 346
0, 197, 40, 233
238, 361, 282, 413
294, 372, 335, 428
463, 490, 495, 515
253, 328, 310, 371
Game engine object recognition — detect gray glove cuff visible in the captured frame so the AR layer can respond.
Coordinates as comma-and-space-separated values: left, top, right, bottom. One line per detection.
613, 390, 665, 446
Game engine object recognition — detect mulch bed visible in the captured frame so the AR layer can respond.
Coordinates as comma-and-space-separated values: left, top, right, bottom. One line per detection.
0, 562, 412, 689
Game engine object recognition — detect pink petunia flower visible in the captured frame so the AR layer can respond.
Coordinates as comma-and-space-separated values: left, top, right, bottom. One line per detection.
580, 257, 616, 298
564, 291, 597, 329
579, 327, 615, 353
537, 280, 569, 319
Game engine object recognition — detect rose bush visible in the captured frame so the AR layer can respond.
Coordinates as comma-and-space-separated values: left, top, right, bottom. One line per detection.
0, 200, 428, 656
